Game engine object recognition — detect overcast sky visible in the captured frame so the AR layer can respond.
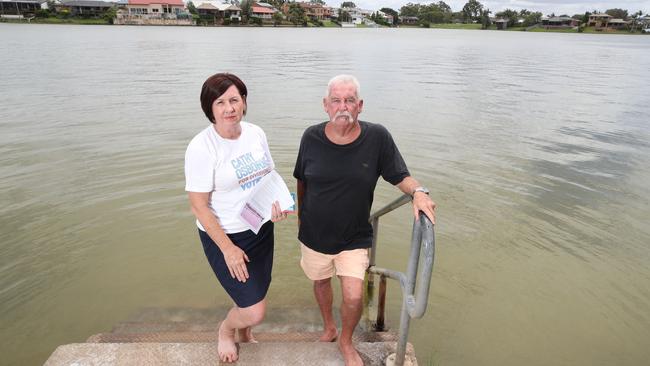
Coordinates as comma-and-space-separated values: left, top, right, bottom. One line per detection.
333, 1, 650, 15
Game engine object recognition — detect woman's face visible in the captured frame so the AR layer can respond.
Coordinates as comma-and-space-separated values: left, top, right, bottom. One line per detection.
212, 84, 246, 126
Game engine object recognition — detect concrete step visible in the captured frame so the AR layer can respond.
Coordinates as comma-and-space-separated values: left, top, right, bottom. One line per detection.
86, 329, 398, 343
107, 320, 324, 334
44, 341, 418, 366
120, 306, 328, 325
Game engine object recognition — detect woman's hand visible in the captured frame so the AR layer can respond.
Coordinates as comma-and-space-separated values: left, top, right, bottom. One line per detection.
271, 201, 288, 223
223, 244, 250, 282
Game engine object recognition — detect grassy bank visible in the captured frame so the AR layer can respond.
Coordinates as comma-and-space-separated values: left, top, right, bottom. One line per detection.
1, 17, 109, 25
513, 25, 645, 34
430, 23, 482, 30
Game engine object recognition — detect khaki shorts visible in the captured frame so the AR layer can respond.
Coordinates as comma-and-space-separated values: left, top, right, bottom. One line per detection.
300, 243, 369, 281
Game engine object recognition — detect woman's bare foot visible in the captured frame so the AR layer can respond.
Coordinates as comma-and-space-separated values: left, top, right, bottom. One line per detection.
319, 326, 338, 342
237, 326, 258, 343
338, 339, 363, 366
218, 322, 238, 363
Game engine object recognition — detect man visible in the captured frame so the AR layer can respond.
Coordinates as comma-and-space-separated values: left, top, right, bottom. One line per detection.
293, 75, 436, 366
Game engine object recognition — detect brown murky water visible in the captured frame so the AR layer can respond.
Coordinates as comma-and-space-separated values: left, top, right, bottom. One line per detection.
1, 24, 649, 365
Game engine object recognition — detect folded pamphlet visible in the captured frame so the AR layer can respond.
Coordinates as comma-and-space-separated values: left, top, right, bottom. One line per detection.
238, 170, 295, 234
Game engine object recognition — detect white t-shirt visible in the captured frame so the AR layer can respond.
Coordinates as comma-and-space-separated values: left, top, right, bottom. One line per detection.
185, 122, 274, 233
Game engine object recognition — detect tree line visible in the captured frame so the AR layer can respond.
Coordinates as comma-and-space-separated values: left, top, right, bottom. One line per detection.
361, 0, 646, 29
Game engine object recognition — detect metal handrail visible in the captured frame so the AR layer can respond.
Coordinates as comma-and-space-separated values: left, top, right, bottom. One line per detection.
364, 194, 436, 366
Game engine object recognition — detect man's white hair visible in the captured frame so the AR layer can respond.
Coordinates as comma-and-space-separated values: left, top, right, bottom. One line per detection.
326, 74, 361, 98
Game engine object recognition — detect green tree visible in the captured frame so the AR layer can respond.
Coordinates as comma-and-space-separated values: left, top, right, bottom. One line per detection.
340, 1, 356, 8
187, 1, 197, 15
338, 8, 350, 22
399, 3, 421, 17
522, 11, 542, 27
480, 8, 491, 29
103, 6, 117, 23
437, 1, 451, 13
46, 0, 57, 14
631, 10, 645, 31
380, 7, 398, 25
420, 5, 443, 24
425, 2, 452, 23
288, 2, 306, 26
605, 8, 628, 19
272, 11, 283, 26
462, 0, 483, 23
370, 11, 389, 26
36, 8, 50, 17
266, 0, 287, 8
310, 0, 325, 4
240, 0, 252, 23
496, 8, 519, 27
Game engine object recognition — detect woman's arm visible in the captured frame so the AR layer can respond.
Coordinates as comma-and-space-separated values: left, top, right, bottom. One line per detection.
188, 192, 250, 282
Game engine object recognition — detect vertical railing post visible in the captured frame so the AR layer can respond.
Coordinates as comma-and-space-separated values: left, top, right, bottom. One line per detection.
370, 217, 379, 267
393, 216, 425, 366
365, 194, 435, 366
376, 275, 387, 331
363, 216, 380, 331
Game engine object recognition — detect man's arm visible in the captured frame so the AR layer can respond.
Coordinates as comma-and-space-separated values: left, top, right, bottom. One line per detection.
396, 176, 436, 224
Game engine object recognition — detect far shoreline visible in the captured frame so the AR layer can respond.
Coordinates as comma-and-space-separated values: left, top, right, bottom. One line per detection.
2, 18, 649, 36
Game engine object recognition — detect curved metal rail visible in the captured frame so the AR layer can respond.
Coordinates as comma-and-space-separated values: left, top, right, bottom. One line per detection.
364, 194, 436, 366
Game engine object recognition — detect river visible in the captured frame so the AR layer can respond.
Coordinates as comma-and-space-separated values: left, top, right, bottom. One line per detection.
1, 23, 649, 365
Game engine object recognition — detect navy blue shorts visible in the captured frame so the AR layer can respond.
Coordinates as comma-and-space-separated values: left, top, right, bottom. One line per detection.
199, 221, 274, 308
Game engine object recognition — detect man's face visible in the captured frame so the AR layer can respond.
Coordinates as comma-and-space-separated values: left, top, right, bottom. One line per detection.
323, 82, 363, 125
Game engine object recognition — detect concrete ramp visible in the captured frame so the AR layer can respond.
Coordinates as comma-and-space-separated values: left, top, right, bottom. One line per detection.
45, 342, 416, 365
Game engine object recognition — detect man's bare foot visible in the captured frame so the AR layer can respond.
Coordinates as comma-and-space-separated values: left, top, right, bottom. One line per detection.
318, 327, 338, 342
237, 327, 258, 343
218, 322, 238, 363
338, 340, 363, 366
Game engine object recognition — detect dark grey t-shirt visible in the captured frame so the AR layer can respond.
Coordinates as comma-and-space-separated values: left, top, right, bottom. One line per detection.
293, 121, 410, 254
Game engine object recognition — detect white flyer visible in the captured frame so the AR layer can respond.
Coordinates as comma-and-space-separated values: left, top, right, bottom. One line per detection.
238, 170, 295, 234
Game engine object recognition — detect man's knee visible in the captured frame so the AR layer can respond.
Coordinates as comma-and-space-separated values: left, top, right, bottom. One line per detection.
340, 277, 363, 306
314, 278, 331, 287
342, 292, 362, 306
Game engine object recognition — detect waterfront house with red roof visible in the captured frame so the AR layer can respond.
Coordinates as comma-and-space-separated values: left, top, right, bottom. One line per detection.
250, 2, 276, 19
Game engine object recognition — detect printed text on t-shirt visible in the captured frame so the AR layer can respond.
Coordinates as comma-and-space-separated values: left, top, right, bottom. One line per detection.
231, 152, 272, 190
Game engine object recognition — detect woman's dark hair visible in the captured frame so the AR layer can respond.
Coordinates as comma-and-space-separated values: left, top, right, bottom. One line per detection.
200, 73, 248, 123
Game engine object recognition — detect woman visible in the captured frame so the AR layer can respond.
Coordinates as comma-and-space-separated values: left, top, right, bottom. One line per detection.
185, 73, 287, 363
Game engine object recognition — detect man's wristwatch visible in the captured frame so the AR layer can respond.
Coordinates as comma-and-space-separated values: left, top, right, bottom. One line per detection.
412, 186, 430, 196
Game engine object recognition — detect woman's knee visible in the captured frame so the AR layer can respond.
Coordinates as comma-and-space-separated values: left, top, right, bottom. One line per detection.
240, 300, 266, 325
